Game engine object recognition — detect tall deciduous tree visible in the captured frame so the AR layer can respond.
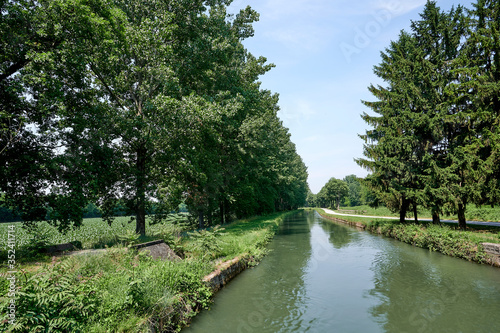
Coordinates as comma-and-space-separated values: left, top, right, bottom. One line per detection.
0, 0, 122, 231
78, 0, 259, 235
1, 0, 309, 235
343, 175, 362, 207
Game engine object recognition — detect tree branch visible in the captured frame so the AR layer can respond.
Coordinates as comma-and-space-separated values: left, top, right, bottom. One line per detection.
89, 62, 126, 111
0, 57, 31, 83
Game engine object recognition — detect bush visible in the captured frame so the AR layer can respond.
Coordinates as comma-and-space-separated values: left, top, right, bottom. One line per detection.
0, 260, 98, 332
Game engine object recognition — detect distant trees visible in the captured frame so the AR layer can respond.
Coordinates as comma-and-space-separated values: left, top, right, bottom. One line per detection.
343, 175, 363, 207
357, 0, 500, 228
312, 175, 374, 209
0, 1, 308, 233
315, 177, 347, 210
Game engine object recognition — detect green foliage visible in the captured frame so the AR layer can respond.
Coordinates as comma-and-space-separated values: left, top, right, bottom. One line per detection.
117, 230, 140, 247
0, 211, 292, 333
342, 175, 363, 207
356, 0, 500, 227
0, 0, 308, 237
365, 221, 491, 262
0, 246, 214, 332
0, 214, 191, 263
316, 177, 348, 209
186, 226, 226, 260
1, 260, 98, 332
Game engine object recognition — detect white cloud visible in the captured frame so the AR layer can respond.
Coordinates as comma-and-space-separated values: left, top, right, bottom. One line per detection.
278, 99, 316, 127
374, 0, 427, 17
264, 25, 332, 52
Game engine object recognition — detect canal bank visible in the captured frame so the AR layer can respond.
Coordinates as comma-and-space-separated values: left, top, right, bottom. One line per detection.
182, 210, 500, 333
0, 211, 296, 333
147, 210, 298, 332
315, 208, 500, 268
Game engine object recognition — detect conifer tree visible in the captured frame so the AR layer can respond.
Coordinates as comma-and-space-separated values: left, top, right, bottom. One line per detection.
357, 31, 424, 223
410, 2, 467, 225
459, 0, 500, 209
358, 1, 469, 225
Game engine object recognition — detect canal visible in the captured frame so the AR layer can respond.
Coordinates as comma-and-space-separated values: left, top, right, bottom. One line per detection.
183, 210, 500, 333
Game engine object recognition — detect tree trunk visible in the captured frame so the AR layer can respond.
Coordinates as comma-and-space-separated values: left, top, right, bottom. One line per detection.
399, 195, 409, 223
413, 202, 418, 223
198, 210, 204, 229
135, 144, 147, 236
432, 210, 440, 224
399, 208, 406, 224
220, 200, 225, 225
457, 203, 466, 230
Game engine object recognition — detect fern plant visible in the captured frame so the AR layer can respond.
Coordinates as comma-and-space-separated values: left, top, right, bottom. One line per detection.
1, 260, 97, 332
118, 229, 140, 247
187, 225, 225, 259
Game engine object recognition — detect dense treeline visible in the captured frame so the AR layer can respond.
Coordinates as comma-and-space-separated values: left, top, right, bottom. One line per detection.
307, 175, 375, 209
356, 0, 500, 228
0, 0, 308, 234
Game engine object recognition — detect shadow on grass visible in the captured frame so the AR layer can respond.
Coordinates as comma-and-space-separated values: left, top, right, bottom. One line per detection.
221, 211, 291, 236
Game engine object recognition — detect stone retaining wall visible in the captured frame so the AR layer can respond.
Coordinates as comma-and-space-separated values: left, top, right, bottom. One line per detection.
203, 255, 250, 293
482, 243, 500, 267
317, 212, 366, 230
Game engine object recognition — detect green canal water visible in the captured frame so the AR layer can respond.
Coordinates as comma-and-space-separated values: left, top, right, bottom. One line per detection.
183, 210, 500, 333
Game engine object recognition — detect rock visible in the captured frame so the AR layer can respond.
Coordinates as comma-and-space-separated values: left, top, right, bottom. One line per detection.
43, 241, 82, 253
482, 242, 500, 255
131, 240, 182, 261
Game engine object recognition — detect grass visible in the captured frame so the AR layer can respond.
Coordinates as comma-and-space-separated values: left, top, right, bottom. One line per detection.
338, 204, 500, 222
0, 214, 191, 265
217, 212, 292, 261
0, 210, 295, 332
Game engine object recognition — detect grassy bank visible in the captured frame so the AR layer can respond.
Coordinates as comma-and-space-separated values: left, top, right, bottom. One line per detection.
337, 204, 500, 222
0, 211, 296, 332
312, 208, 500, 266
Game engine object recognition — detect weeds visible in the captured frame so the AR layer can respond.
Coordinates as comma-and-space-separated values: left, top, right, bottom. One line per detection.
186, 226, 225, 260
365, 220, 492, 263
0, 214, 191, 263
0, 211, 293, 332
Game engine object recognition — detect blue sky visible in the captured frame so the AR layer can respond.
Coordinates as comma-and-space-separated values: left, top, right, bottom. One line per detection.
228, 0, 471, 193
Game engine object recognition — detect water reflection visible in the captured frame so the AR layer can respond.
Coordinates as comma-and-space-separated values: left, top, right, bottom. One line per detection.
183, 211, 500, 333
369, 238, 500, 333
317, 216, 355, 249
183, 211, 313, 333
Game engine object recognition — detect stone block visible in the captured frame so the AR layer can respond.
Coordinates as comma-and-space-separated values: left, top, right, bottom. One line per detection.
482, 243, 500, 256
131, 240, 182, 261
